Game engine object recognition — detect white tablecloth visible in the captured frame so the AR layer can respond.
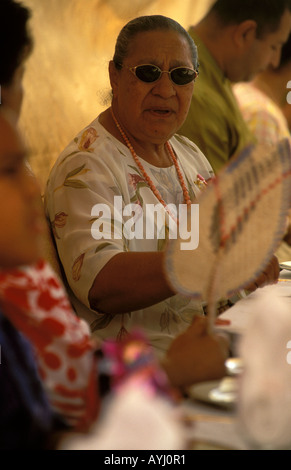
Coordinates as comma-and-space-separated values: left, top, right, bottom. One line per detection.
183, 270, 291, 450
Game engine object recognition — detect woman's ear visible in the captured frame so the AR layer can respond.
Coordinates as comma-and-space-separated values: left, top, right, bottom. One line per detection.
233, 19, 258, 50
109, 60, 119, 96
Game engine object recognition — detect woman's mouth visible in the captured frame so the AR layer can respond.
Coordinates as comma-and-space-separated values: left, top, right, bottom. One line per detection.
149, 108, 173, 117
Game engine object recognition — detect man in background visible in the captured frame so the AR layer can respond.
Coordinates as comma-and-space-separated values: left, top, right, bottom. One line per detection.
233, 33, 291, 146
179, 0, 291, 173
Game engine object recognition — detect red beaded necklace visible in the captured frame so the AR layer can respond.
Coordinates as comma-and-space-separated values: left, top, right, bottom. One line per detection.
110, 107, 191, 223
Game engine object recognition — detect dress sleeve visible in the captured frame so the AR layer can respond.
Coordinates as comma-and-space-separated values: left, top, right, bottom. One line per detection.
45, 138, 126, 310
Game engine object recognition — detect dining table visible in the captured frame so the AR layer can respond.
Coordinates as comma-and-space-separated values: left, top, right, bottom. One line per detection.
180, 394, 247, 450
57, 269, 291, 451
180, 267, 291, 450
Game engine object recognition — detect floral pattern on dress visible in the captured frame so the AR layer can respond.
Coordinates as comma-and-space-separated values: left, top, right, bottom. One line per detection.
78, 127, 98, 151
51, 211, 68, 239
53, 164, 91, 193
72, 253, 85, 281
159, 296, 198, 334
150, 166, 183, 208
128, 167, 149, 206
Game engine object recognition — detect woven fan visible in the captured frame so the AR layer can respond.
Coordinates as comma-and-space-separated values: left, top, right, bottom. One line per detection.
165, 138, 291, 329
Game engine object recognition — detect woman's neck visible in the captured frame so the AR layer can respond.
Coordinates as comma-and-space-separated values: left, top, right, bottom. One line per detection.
100, 107, 173, 168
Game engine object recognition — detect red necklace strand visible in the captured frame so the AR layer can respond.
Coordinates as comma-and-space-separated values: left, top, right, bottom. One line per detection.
110, 107, 191, 223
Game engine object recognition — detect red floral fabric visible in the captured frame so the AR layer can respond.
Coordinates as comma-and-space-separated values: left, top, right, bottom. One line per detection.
0, 259, 99, 430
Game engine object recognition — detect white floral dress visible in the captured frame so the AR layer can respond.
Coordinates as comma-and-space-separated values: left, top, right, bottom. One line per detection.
45, 117, 214, 358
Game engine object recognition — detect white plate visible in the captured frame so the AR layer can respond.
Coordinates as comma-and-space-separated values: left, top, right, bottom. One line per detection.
225, 357, 243, 376
280, 261, 291, 271
187, 377, 238, 409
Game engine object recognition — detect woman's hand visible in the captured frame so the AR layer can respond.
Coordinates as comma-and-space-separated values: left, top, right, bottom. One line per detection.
162, 316, 229, 389
244, 255, 280, 292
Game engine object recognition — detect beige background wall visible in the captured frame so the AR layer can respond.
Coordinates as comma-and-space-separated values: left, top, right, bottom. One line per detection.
19, 0, 214, 190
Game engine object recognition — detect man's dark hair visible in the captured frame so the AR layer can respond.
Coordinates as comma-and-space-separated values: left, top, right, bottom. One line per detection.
209, 0, 291, 37
0, 0, 33, 85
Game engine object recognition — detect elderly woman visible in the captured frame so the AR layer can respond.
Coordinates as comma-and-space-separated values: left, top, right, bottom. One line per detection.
45, 15, 277, 363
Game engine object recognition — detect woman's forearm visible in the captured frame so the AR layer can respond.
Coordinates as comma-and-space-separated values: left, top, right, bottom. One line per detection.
88, 251, 176, 314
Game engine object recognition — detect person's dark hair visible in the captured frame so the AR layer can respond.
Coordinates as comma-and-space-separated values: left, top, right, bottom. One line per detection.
113, 15, 198, 70
209, 0, 291, 38
0, 0, 33, 86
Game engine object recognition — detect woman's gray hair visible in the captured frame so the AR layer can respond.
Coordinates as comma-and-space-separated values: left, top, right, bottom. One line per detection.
113, 15, 198, 70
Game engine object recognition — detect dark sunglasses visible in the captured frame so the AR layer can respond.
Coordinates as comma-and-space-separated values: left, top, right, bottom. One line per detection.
123, 64, 198, 86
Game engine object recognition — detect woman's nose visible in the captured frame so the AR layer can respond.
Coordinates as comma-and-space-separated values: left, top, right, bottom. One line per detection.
151, 72, 176, 97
